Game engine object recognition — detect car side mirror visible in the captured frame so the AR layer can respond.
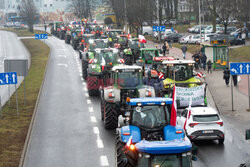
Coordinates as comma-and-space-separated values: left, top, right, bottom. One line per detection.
246, 129, 250, 140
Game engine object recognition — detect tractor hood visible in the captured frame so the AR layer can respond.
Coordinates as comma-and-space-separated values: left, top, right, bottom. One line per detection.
135, 139, 192, 154
163, 77, 201, 88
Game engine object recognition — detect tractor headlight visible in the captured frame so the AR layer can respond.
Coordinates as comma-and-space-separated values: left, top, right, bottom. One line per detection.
161, 102, 165, 106
137, 103, 142, 106
146, 91, 152, 97
108, 92, 115, 98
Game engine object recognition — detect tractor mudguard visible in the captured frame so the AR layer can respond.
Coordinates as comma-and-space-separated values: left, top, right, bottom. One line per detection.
163, 125, 185, 141
138, 85, 155, 97
104, 86, 121, 102
120, 125, 141, 144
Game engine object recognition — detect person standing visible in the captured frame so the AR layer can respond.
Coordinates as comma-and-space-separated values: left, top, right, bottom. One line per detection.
223, 67, 230, 87
207, 60, 212, 74
242, 31, 246, 46
162, 43, 167, 56
181, 44, 187, 59
201, 53, 207, 70
166, 41, 170, 54
232, 75, 238, 86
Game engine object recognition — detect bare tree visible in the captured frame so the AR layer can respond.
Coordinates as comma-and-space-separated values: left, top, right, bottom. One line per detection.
70, 0, 91, 20
19, 0, 37, 33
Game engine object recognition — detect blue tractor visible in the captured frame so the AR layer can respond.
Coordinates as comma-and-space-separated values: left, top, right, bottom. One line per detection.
116, 97, 196, 167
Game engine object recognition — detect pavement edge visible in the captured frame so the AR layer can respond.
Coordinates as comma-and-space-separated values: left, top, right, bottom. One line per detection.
18, 39, 52, 167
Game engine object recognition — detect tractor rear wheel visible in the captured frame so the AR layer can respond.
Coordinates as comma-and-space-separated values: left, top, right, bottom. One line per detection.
82, 60, 88, 80
100, 98, 104, 121
87, 76, 99, 96
116, 132, 137, 167
104, 103, 118, 129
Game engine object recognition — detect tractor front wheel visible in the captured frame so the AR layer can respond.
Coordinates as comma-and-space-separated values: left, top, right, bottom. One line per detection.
82, 60, 88, 80
87, 76, 99, 96
104, 103, 118, 129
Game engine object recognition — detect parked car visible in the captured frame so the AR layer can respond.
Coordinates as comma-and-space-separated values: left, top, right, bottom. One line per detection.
179, 35, 193, 44
188, 25, 200, 33
142, 26, 153, 35
204, 33, 216, 42
154, 29, 176, 40
177, 106, 225, 144
188, 34, 204, 44
164, 33, 183, 42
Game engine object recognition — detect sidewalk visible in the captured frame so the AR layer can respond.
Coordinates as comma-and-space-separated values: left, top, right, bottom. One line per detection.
146, 40, 250, 134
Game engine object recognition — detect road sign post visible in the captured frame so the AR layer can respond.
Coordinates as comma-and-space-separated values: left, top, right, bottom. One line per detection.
153, 26, 166, 42
230, 62, 250, 111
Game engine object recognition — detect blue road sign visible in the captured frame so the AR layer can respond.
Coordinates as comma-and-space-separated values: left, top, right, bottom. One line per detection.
153, 26, 166, 32
230, 62, 250, 75
35, 34, 48, 39
0, 72, 17, 85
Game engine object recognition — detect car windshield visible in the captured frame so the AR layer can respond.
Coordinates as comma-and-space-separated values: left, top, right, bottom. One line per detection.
97, 52, 118, 64
193, 114, 220, 122
117, 71, 141, 88
132, 106, 168, 129
166, 64, 193, 81
148, 154, 192, 167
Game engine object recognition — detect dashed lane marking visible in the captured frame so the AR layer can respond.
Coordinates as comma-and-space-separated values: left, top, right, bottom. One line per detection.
90, 116, 97, 122
88, 107, 94, 113
87, 99, 92, 104
93, 127, 99, 134
100, 156, 109, 166
57, 63, 68, 67
85, 93, 89, 97
97, 138, 104, 148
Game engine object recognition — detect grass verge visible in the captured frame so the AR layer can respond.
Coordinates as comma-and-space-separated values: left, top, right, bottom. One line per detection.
173, 43, 201, 54
229, 45, 250, 62
0, 39, 49, 167
0, 28, 50, 37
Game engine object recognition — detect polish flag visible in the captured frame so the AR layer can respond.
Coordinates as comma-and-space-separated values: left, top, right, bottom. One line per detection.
139, 35, 147, 43
93, 20, 96, 24
81, 26, 85, 34
183, 99, 192, 130
126, 136, 133, 148
170, 85, 177, 126
197, 72, 203, 78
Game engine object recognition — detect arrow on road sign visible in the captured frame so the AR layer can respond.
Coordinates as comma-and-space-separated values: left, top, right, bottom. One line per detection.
12, 74, 16, 83
231, 68, 237, 74
5, 74, 9, 83
239, 64, 243, 73
247, 64, 249, 73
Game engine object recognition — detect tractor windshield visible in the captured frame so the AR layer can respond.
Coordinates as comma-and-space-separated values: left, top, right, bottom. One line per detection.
89, 41, 108, 50
129, 40, 144, 49
131, 106, 169, 129
118, 37, 128, 45
143, 50, 159, 62
98, 52, 119, 65
166, 64, 193, 81
117, 71, 141, 88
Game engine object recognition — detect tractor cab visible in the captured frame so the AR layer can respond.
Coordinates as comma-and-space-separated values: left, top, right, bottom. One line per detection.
106, 29, 123, 43
88, 39, 109, 52
115, 97, 196, 167
79, 34, 95, 50
115, 35, 129, 50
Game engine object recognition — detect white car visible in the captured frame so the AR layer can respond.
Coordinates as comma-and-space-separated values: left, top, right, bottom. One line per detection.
188, 34, 205, 44
179, 35, 193, 44
142, 26, 153, 35
177, 106, 225, 144
154, 29, 176, 40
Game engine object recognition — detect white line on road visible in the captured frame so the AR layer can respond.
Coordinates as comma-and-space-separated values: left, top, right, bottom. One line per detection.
81, 77, 83, 81
100, 156, 109, 166
97, 139, 104, 148
93, 127, 100, 134
83, 87, 87, 91
85, 93, 89, 97
58, 55, 67, 58
87, 99, 92, 104
57, 63, 68, 67
90, 116, 97, 122
82, 82, 86, 86
88, 107, 94, 113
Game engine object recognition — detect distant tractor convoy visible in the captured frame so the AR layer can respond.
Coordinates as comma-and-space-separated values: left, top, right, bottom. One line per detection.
50, 20, 221, 167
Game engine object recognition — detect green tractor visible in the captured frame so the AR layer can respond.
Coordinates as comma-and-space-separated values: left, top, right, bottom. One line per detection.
106, 29, 123, 46
87, 48, 124, 96
100, 65, 156, 129
80, 38, 108, 80
50, 21, 62, 36
123, 38, 145, 65
71, 27, 83, 50
65, 21, 81, 44
136, 48, 160, 76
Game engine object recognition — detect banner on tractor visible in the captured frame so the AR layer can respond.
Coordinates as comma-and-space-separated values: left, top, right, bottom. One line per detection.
176, 84, 205, 107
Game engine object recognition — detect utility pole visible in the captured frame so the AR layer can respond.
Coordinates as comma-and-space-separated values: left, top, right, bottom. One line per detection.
199, 0, 201, 42
124, 0, 128, 33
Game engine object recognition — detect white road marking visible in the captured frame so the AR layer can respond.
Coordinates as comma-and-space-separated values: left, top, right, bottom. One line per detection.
85, 93, 89, 97
58, 55, 67, 58
97, 139, 104, 148
93, 127, 100, 134
87, 99, 92, 104
57, 63, 68, 67
90, 116, 97, 122
83, 87, 87, 91
100, 156, 109, 166
81, 77, 83, 81
88, 107, 94, 113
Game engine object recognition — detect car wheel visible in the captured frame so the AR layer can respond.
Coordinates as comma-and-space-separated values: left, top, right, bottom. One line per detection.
218, 138, 224, 145
144, 32, 148, 36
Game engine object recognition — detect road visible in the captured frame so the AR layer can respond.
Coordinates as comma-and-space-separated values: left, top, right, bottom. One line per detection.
0, 30, 30, 107
22, 34, 250, 167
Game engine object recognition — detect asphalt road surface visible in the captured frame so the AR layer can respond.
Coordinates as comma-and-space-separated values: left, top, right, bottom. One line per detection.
23, 35, 250, 167
0, 30, 30, 107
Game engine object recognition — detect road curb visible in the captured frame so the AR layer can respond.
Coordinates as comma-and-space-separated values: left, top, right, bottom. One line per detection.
18, 40, 51, 167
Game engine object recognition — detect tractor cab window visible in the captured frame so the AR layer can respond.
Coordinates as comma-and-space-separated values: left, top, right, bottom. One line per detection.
118, 37, 128, 45
117, 71, 141, 88
148, 154, 192, 167
98, 52, 118, 65
131, 106, 169, 129
166, 64, 193, 81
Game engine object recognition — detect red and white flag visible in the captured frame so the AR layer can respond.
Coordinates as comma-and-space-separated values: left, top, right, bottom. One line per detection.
197, 72, 203, 78
126, 136, 132, 148
170, 85, 177, 126
139, 35, 147, 43
183, 99, 192, 130
158, 72, 164, 79
81, 26, 85, 34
